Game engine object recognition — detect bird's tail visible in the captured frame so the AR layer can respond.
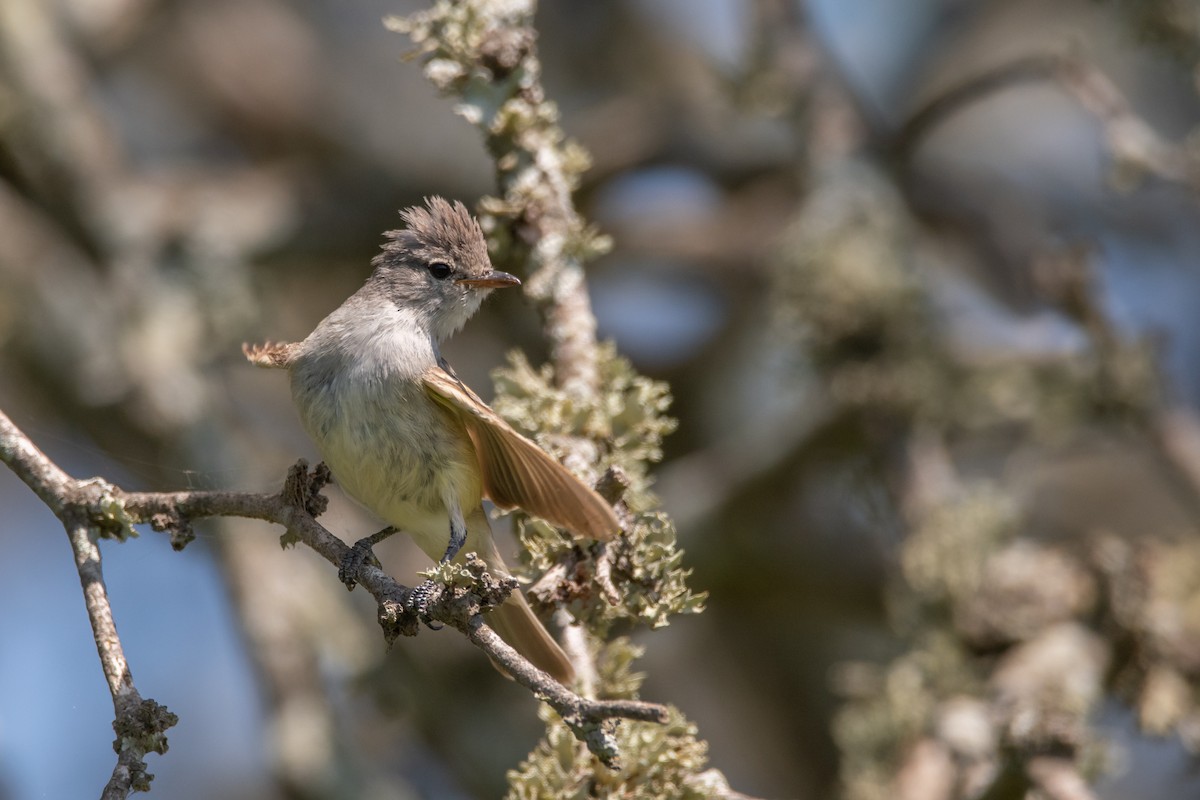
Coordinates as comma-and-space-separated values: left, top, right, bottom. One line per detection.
465, 510, 575, 685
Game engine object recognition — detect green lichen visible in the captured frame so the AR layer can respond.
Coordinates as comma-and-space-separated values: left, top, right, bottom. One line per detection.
506, 704, 718, 800
491, 344, 677, 508
490, 345, 703, 633
515, 510, 705, 635
593, 636, 648, 700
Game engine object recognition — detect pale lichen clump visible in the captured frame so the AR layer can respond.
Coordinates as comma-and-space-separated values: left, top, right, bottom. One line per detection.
491, 345, 677, 507
506, 706, 724, 800
772, 161, 939, 419
1100, 534, 1200, 749
491, 345, 705, 634
506, 638, 729, 800
900, 485, 1019, 608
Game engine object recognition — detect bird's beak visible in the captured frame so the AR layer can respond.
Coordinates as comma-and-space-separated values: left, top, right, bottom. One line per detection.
455, 270, 521, 289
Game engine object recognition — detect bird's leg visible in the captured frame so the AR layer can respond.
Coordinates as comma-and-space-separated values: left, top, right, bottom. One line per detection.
440, 513, 468, 564
338, 525, 397, 590
409, 505, 469, 625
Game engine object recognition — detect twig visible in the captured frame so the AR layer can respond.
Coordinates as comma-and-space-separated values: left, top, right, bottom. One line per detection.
557, 611, 600, 699
1032, 247, 1200, 520
894, 52, 1200, 189
895, 53, 1066, 159
462, 611, 665, 766
0, 408, 668, 769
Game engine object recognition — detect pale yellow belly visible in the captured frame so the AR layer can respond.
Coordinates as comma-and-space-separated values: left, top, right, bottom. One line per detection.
297, 374, 484, 561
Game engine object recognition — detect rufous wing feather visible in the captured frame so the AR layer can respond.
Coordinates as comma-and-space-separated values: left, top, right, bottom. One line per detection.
422, 366, 620, 541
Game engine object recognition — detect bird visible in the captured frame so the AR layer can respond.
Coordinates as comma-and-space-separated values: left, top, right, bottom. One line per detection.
243, 196, 620, 684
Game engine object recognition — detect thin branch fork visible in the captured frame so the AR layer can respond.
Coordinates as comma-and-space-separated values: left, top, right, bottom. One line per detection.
894, 51, 1199, 189
0, 408, 667, 772
0, 410, 176, 799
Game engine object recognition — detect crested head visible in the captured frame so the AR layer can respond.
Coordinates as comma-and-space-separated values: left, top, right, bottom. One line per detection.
383, 197, 491, 278
364, 196, 519, 343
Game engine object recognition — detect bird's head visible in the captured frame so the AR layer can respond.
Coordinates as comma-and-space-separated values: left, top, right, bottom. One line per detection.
368, 197, 519, 341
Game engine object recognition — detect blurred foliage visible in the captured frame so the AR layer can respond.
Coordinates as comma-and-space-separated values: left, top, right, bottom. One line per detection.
493, 346, 703, 637
774, 151, 1200, 798
1103, 0, 1200, 62
773, 160, 1161, 437
1101, 532, 1200, 747
899, 484, 1018, 609
833, 633, 981, 800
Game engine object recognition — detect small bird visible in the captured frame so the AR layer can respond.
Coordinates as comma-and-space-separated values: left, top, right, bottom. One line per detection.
244, 197, 620, 684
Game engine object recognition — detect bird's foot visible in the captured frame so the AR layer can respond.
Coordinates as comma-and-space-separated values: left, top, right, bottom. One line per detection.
408, 579, 443, 630
338, 526, 397, 590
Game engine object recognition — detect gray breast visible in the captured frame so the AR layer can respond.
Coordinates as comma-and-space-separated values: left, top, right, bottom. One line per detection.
290, 346, 469, 515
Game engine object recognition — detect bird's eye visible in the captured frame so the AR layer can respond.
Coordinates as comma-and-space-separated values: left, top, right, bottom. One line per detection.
427, 262, 453, 280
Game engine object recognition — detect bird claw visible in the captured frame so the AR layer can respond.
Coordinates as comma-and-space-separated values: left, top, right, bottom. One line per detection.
337, 542, 377, 590
338, 526, 397, 590
408, 578, 443, 630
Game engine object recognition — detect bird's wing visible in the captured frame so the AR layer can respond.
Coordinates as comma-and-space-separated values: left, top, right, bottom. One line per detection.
422, 365, 620, 542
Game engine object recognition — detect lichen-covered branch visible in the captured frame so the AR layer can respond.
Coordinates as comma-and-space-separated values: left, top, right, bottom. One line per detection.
0, 408, 668, 770
387, 3, 720, 795
389, 0, 610, 401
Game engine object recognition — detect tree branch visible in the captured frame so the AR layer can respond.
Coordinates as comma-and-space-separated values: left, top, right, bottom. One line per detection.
0, 408, 668, 770
0, 411, 176, 798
